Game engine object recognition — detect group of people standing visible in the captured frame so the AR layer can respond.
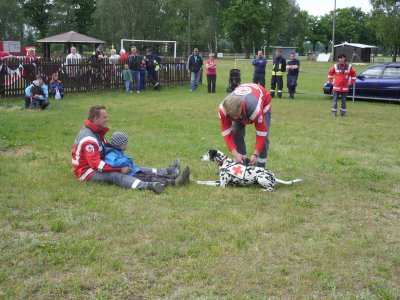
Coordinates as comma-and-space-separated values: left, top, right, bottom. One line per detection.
252, 48, 300, 99
64, 45, 162, 94
188, 48, 217, 94
188, 47, 301, 100
21, 45, 355, 120
124, 46, 162, 93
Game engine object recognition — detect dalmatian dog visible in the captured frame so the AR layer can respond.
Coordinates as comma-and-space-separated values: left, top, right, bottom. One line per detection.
197, 149, 302, 192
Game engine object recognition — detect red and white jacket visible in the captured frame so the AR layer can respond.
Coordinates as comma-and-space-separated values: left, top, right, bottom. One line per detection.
218, 83, 272, 154
72, 120, 121, 181
328, 63, 357, 93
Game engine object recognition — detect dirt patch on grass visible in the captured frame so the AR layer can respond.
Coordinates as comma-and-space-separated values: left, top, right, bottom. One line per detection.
0, 146, 34, 157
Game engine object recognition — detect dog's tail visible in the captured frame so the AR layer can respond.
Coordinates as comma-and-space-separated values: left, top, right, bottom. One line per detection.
275, 178, 303, 185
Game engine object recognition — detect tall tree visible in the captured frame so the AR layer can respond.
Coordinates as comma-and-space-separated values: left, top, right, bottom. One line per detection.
264, 0, 289, 57
0, 0, 24, 40
307, 15, 324, 52
371, 0, 400, 61
285, 0, 310, 54
308, 8, 376, 54
22, 0, 52, 38
224, 0, 267, 58
334, 7, 373, 44
314, 14, 332, 53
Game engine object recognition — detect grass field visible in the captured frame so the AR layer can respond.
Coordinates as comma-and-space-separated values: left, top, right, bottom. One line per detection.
1, 58, 400, 299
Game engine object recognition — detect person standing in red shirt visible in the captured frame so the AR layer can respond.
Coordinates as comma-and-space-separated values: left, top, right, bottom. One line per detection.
119, 49, 129, 62
328, 53, 357, 117
206, 53, 217, 93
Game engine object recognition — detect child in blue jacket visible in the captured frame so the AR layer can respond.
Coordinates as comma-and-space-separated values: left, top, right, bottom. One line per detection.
50, 73, 64, 99
104, 131, 190, 186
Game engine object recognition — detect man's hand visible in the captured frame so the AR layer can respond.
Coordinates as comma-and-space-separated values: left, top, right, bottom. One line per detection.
250, 154, 258, 166
120, 166, 131, 174
232, 149, 245, 164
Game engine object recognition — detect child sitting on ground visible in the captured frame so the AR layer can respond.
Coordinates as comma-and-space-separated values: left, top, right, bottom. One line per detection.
104, 131, 190, 187
50, 72, 64, 99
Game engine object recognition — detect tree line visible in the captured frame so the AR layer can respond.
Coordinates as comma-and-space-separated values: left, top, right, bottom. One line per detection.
1, 0, 399, 60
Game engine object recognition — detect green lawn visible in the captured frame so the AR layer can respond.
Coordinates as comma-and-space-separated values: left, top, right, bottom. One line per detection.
1, 58, 399, 299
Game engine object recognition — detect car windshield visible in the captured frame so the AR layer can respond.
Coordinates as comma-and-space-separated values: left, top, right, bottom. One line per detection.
361, 66, 384, 78
382, 67, 400, 78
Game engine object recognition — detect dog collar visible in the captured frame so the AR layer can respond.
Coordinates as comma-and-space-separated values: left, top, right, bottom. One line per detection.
218, 155, 228, 166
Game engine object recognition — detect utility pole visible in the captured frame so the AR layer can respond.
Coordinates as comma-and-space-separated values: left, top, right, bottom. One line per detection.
331, 0, 336, 62
188, 9, 191, 55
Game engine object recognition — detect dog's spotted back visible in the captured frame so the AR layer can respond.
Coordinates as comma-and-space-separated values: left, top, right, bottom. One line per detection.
197, 149, 302, 191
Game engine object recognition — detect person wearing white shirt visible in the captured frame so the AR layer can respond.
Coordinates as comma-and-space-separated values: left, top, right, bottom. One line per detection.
65, 46, 82, 84
65, 46, 82, 62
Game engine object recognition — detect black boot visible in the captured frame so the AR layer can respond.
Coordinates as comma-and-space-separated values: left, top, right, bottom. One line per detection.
150, 182, 165, 194
166, 158, 180, 175
175, 166, 190, 186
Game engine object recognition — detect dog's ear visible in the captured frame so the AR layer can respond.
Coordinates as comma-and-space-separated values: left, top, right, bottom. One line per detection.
209, 149, 218, 160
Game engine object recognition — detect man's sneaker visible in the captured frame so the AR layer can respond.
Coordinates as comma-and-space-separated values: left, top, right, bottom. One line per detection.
151, 182, 165, 194
167, 158, 180, 175
136, 91, 140, 94
174, 166, 190, 186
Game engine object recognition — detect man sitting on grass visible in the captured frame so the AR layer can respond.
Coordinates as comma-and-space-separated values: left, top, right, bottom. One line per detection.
71, 105, 189, 194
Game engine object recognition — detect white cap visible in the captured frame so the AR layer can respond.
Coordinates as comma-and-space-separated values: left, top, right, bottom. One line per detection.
120, 49, 126, 54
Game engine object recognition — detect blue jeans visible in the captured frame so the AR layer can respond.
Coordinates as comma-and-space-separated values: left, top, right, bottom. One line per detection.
130, 70, 140, 92
24, 95, 49, 109
124, 80, 131, 92
190, 71, 201, 91
140, 69, 146, 90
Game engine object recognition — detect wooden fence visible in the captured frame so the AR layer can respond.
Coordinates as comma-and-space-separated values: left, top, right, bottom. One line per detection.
0, 57, 195, 98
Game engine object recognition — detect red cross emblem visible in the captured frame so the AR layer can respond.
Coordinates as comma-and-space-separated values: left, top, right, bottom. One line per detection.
232, 165, 245, 176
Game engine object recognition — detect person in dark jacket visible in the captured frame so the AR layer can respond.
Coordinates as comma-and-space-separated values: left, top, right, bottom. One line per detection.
127, 46, 142, 93
188, 48, 203, 92
270, 48, 286, 98
145, 48, 162, 90
286, 52, 300, 99
0, 58, 10, 98
252, 50, 267, 87
50, 72, 64, 99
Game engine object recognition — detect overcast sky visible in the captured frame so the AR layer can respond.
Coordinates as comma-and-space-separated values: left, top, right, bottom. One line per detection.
296, 0, 372, 16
